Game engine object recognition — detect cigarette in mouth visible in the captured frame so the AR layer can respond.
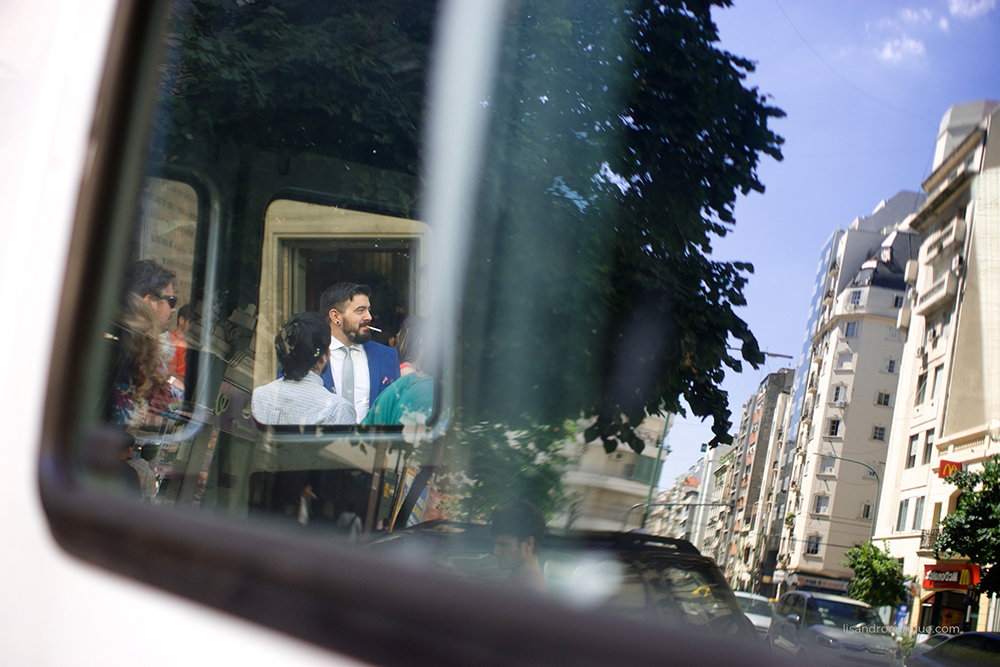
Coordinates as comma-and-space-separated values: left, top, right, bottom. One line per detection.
366, 325, 382, 333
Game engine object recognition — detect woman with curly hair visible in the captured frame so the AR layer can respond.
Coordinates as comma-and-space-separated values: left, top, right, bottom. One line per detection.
109, 261, 183, 430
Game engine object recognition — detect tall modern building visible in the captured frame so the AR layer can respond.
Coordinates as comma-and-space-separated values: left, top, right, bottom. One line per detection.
776, 193, 922, 593
875, 100, 1000, 634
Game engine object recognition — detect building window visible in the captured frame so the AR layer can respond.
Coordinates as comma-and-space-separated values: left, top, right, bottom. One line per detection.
876, 392, 892, 406
922, 430, 935, 465
832, 385, 847, 404
896, 499, 910, 532
819, 457, 836, 474
827, 419, 841, 437
893, 295, 904, 308
906, 434, 919, 469
837, 353, 853, 370
931, 364, 944, 399
849, 290, 862, 306
872, 426, 886, 441
912, 496, 925, 531
806, 535, 821, 555
915, 372, 928, 405
844, 321, 858, 337
883, 358, 897, 373
887, 326, 901, 341
813, 495, 829, 514
861, 503, 872, 520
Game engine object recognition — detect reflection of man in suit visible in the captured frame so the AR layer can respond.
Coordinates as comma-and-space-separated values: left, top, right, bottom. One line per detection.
320, 283, 400, 422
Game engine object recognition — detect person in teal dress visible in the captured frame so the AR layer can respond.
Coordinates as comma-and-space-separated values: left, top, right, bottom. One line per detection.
361, 316, 433, 426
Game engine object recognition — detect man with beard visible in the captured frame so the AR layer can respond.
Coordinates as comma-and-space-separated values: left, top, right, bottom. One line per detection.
319, 282, 400, 422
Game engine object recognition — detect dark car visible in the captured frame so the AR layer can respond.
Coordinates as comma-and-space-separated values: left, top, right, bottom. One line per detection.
906, 632, 1000, 667
368, 522, 757, 639
909, 633, 956, 659
766, 590, 902, 666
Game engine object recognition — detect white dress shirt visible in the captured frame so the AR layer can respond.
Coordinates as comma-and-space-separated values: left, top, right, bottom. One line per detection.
329, 339, 370, 422
251, 372, 356, 425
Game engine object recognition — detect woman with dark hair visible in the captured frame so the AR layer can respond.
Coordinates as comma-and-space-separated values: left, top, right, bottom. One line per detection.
362, 316, 433, 426
252, 312, 355, 425
110, 293, 182, 430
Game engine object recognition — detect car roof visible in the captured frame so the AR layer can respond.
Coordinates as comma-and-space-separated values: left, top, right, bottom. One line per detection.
733, 591, 769, 602
787, 591, 869, 606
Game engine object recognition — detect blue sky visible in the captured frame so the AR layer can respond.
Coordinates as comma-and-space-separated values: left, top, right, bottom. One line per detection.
659, 0, 1000, 486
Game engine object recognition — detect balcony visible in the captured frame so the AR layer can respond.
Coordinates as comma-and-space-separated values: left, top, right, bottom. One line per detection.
919, 528, 938, 552
914, 272, 958, 317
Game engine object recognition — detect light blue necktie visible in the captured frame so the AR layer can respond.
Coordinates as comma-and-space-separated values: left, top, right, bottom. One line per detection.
341, 346, 354, 405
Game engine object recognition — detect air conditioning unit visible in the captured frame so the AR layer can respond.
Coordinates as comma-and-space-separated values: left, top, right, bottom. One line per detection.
835, 400, 846, 408
951, 255, 964, 273
916, 345, 925, 357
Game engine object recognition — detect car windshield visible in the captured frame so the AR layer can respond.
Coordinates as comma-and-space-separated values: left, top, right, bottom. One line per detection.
806, 598, 884, 630
737, 596, 772, 617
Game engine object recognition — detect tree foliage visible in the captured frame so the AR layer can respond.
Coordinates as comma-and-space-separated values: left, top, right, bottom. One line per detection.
842, 541, 908, 608
463, 0, 783, 451
935, 455, 1000, 596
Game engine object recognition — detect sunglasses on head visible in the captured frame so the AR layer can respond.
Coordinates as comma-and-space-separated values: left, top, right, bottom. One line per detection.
157, 293, 179, 308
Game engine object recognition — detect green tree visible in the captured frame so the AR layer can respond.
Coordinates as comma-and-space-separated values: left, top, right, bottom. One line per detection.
935, 455, 1000, 596
841, 541, 908, 608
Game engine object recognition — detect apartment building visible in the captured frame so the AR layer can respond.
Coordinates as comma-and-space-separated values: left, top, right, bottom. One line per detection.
650, 468, 700, 541
558, 413, 671, 531
720, 369, 794, 590
875, 100, 1000, 634
776, 198, 920, 594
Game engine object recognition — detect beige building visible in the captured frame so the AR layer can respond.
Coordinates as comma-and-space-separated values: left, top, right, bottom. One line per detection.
875, 100, 1000, 635
779, 214, 918, 592
557, 414, 671, 532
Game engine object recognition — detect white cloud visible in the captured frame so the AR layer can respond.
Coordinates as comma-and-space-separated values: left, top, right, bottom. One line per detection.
878, 35, 927, 62
948, 0, 997, 19
899, 8, 933, 23
939, 16, 950, 30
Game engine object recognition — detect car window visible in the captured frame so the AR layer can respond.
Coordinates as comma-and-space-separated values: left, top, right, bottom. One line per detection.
806, 598, 883, 630
736, 596, 772, 617
43, 0, 777, 661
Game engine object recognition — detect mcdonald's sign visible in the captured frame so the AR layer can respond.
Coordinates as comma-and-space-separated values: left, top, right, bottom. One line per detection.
939, 460, 963, 479
923, 563, 980, 590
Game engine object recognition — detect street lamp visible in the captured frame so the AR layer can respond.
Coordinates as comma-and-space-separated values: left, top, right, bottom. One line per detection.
818, 454, 882, 542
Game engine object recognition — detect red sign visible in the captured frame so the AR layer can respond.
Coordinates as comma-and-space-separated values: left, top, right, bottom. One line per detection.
923, 564, 980, 590
939, 460, 963, 479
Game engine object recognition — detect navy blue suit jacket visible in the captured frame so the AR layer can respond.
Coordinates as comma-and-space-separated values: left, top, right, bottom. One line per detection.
321, 340, 400, 406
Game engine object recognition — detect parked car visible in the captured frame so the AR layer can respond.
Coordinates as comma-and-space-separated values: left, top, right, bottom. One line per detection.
908, 633, 955, 659
906, 632, 1000, 667
734, 591, 774, 635
766, 590, 902, 666
369, 522, 757, 639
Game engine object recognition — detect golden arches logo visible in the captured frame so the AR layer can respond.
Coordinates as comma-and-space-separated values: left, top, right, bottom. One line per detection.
939, 460, 961, 479
959, 569, 971, 586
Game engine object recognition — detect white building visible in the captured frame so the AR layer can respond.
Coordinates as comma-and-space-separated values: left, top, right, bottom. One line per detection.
875, 100, 1000, 634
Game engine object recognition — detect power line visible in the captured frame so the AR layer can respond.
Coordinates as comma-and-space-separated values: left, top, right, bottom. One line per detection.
772, 0, 936, 129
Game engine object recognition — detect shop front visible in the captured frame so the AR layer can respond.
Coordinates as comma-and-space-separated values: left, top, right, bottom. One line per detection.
917, 562, 980, 634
